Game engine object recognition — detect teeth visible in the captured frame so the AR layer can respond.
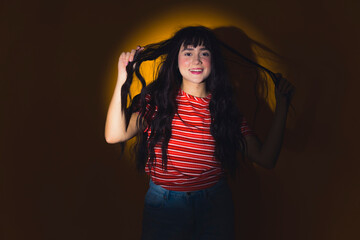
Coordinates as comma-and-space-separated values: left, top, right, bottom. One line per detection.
191, 69, 203, 72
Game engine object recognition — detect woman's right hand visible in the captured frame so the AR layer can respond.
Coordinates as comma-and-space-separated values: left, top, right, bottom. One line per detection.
105, 46, 144, 144
117, 46, 144, 84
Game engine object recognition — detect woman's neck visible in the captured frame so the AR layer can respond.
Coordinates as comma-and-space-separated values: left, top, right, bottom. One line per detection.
180, 81, 208, 98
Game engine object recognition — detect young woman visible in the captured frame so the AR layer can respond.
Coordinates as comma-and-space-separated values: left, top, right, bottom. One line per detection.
105, 26, 294, 240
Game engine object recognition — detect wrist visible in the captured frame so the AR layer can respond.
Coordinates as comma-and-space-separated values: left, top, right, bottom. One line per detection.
116, 74, 126, 85
275, 100, 289, 115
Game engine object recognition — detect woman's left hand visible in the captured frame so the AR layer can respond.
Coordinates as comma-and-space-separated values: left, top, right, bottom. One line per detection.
274, 73, 295, 108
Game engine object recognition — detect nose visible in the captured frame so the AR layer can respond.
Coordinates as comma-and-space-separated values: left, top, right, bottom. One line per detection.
193, 55, 202, 64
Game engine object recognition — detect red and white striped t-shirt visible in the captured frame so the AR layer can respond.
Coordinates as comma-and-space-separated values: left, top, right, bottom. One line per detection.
144, 89, 254, 192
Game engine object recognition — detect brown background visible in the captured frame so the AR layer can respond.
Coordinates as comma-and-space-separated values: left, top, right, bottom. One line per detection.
1, 0, 359, 239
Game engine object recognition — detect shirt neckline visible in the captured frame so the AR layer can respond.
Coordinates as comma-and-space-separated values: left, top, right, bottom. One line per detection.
179, 88, 211, 103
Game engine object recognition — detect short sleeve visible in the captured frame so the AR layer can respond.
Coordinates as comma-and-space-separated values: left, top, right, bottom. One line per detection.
137, 94, 157, 133
240, 117, 255, 137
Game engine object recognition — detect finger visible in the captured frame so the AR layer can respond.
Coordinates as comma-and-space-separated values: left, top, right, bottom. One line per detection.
133, 47, 144, 66
119, 52, 127, 66
126, 51, 131, 61
129, 49, 136, 62
277, 81, 294, 99
121, 52, 130, 66
282, 79, 292, 92
273, 73, 283, 88
277, 75, 292, 90
279, 78, 287, 90
276, 77, 287, 91
279, 80, 294, 97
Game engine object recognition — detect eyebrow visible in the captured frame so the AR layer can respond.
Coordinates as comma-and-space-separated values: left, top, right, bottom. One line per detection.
181, 46, 209, 52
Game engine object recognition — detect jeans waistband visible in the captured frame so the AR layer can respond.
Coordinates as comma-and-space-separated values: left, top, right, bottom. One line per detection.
149, 178, 228, 199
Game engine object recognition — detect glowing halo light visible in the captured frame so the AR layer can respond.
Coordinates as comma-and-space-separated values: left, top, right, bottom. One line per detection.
104, 5, 285, 151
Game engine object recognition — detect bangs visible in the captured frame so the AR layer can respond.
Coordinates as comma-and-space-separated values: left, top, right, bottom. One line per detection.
179, 28, 213, 51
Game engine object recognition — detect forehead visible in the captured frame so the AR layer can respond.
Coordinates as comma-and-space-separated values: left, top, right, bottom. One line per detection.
180, 43, 209, 50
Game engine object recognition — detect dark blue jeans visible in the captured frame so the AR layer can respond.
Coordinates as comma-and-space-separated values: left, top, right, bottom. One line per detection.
141, 178, 235, 240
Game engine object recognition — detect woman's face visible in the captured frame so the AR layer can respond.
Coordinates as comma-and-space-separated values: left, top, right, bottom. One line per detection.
177, 43, 211, 86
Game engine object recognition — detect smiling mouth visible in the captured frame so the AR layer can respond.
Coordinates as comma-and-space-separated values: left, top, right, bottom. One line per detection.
189, 69, 203, 74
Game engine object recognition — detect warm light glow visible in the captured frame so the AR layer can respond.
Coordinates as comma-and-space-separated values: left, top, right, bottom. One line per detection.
103, 4, 287, 155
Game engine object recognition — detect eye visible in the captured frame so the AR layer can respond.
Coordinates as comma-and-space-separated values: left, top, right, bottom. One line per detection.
201, 52, 210, 57
184, 52, 192, 56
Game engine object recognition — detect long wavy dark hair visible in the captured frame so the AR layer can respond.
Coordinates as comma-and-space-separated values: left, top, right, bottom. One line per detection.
122, 26, 250, 177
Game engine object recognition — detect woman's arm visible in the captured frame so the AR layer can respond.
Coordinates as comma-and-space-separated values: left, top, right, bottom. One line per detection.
104, 48, 142, 144
245, 73, 295, 169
